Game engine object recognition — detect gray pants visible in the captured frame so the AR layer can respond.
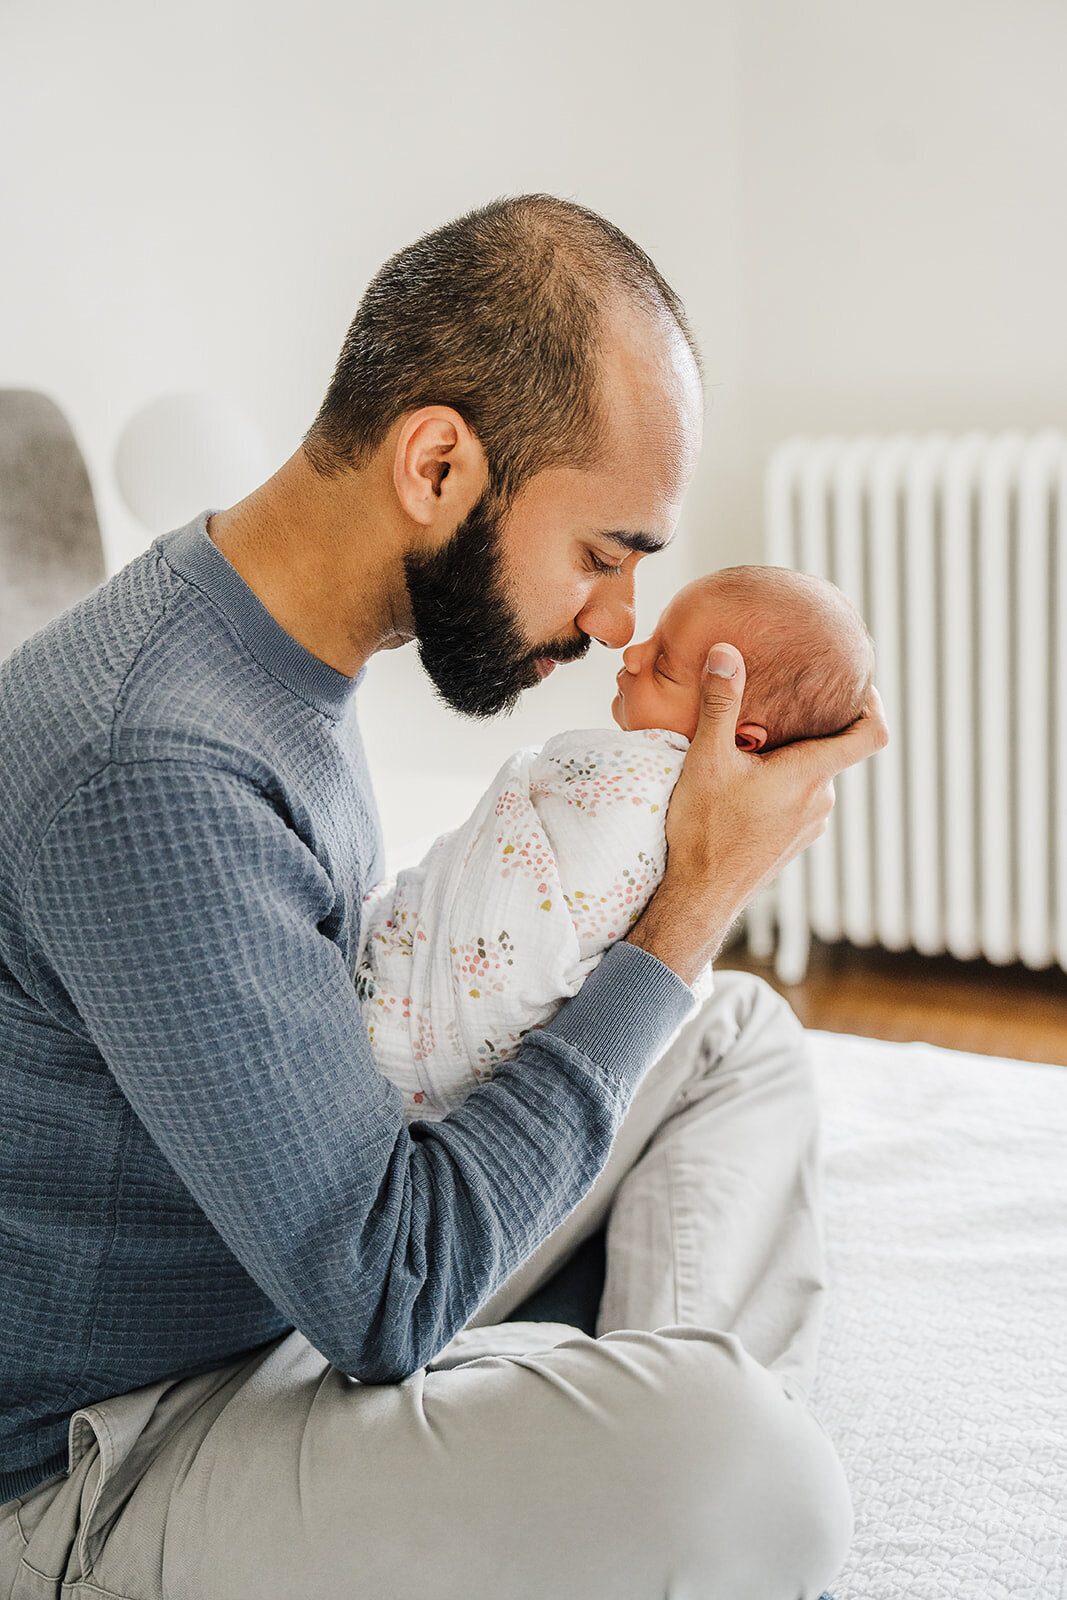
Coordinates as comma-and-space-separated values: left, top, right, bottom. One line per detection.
0, 973, 852, 1600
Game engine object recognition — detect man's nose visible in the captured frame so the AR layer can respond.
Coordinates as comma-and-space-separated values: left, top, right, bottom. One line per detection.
577, 579, 637, 651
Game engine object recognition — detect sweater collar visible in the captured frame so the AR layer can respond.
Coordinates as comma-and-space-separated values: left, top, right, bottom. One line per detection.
157, 510, 363, 719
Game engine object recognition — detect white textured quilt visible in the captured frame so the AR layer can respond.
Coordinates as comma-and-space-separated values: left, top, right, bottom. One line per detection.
806, 1030, 1067, 1600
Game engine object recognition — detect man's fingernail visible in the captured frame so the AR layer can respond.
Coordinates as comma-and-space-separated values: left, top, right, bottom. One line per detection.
706, 648, 737, 679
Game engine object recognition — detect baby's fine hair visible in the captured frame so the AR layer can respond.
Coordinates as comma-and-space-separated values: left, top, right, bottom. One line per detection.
699, 566, 875, 749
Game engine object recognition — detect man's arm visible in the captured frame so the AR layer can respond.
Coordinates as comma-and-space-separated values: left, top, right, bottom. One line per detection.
627, 645, 889, 984
24, 759, 693, 1384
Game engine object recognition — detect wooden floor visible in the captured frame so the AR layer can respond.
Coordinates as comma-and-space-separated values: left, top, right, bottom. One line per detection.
722, 937, 1067, 1066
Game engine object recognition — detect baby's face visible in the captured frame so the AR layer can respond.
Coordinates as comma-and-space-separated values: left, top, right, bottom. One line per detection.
612, 582, 750, 743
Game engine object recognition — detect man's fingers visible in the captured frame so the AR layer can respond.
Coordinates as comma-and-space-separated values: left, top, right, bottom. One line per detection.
777, 684, 889, 778
832, 686, 889, 766
697, 644, 747, 745
862, 685, 889, 743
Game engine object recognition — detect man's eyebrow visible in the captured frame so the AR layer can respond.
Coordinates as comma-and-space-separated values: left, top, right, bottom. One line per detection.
598, 529, 671, 556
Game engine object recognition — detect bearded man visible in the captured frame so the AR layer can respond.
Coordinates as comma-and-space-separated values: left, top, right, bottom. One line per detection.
0, 195, 885, 1600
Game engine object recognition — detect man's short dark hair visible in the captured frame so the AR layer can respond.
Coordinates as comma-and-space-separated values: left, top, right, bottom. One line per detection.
303, 194, 701, 503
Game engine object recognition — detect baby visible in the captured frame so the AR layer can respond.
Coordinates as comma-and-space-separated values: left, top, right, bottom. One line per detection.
356, 565, 874, 1120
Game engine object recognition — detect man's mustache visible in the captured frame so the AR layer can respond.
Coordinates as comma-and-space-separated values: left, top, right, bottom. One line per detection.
533, 636, 591, 667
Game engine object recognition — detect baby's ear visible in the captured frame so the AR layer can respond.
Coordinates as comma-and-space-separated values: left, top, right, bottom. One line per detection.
734, 723, 768, 752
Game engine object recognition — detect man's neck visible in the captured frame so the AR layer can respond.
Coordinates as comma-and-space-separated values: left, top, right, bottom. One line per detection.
207, 450, 413, 678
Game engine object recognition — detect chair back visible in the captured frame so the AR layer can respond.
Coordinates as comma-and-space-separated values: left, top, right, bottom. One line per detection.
0, 390, 106, 660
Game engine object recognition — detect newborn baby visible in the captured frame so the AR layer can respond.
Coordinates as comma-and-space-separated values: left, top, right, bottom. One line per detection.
356, 565, 874, 1120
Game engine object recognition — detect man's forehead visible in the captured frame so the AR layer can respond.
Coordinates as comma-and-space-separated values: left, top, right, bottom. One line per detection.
595, 405, 700, 509
596, 302, 703, 492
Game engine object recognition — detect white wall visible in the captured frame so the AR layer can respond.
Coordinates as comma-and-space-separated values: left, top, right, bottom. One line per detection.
708, 0, 1067, 567
4, 0, 1066, 850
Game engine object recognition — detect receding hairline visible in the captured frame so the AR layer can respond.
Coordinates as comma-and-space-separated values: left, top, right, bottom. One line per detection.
490, 194, 704, 383
303, 193, 704, 492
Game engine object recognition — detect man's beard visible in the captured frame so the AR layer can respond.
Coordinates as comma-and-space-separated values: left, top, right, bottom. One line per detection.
403, 488, 589, 719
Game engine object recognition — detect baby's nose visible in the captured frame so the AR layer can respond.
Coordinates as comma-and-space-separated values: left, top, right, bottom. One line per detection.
621, 644, 640, 673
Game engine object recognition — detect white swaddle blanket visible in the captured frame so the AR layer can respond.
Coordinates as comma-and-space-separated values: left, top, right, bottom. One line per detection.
355, 726, 712, 1119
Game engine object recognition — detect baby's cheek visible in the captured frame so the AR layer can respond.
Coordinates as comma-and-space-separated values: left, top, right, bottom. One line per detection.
628, 680, 695, 738
674, 687, 701, 741
649, 681, 698, 740
620, 682, 659, 731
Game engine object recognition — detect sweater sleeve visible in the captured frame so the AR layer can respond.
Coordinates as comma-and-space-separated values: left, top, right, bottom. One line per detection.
24, 759, 695, 1383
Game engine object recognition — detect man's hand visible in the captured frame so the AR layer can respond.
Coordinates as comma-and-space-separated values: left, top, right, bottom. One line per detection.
626, 643, 889, 985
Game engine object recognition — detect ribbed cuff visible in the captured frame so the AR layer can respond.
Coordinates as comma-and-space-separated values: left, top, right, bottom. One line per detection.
0, 1448, 68, 1505
538, 940, 699, 1092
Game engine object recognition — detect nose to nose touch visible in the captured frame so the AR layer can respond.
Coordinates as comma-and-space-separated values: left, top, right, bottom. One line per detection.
580, 591, 636, 652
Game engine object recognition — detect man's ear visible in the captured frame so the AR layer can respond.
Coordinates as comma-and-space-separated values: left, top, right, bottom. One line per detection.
392, 407, 488, 536
734, 722, 768, 752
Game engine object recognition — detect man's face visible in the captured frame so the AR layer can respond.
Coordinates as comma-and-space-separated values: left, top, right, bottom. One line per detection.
405, 303, 703, 720
403, 488, 590, 720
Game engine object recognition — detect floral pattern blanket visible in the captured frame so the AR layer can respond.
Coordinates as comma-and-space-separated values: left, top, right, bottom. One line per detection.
355, 726, 711, 1119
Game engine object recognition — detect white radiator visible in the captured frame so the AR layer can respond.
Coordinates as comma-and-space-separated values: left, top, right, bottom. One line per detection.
746, 430, 1067, 985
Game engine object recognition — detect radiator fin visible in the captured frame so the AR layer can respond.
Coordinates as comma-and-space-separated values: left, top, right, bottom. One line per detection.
751, 430, 1067, 982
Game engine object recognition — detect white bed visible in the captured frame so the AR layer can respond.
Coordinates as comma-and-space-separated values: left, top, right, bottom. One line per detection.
808, 1030, 1067, 1600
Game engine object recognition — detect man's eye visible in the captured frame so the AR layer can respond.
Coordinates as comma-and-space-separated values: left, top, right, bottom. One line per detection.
589, 552, 625, 577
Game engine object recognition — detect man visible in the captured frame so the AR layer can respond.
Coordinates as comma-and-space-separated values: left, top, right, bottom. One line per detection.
0, 196, 886, 1599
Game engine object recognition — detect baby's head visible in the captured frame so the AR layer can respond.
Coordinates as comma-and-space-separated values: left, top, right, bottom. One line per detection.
612, 565, 874, 750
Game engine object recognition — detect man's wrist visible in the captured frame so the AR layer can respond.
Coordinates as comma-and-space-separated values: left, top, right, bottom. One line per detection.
625, 877, 734, 988
540, 939, 697, 1081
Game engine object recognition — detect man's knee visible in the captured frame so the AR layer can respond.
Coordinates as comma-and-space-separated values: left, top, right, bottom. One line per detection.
706, 967, 803, 1047
695, 969, 813, 1093
602, 1327, 852, 1598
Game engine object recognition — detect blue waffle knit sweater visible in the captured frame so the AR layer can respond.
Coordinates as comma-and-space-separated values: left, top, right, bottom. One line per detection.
0, 511, 694, 1500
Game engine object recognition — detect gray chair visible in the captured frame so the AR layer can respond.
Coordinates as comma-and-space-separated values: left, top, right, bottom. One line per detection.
0, 390, 106, 659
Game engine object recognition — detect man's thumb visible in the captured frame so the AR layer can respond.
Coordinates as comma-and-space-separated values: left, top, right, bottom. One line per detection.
700, 644, 746, 728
